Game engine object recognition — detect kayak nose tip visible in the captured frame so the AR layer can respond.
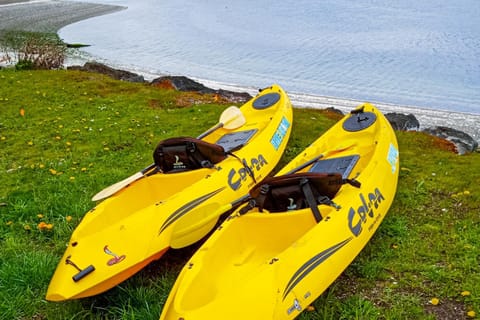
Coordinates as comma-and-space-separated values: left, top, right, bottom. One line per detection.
45, 291, 68, 302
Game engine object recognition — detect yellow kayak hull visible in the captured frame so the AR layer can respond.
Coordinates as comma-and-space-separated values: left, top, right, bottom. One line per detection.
46, 84, 293, 301
160, 103, 399, 319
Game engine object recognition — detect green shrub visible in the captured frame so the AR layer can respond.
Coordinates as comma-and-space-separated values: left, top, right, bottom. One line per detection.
0, 30, 67, 69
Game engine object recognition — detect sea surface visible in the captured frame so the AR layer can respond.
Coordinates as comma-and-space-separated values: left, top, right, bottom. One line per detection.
60, 0, 480, 115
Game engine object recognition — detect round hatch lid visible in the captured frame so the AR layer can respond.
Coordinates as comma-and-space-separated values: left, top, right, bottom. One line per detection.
252, 92, 280, 109
343, 111, 377, 132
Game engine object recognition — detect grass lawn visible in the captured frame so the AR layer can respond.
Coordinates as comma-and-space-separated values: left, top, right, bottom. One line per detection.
0, 69, 479, 319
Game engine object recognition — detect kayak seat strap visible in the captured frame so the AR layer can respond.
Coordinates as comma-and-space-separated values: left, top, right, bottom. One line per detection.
247, 172, 344, 222
153, 137, 227, 173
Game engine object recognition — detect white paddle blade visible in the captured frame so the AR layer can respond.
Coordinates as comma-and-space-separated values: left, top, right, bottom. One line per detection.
220, 106, 246, 129
91, 171, 144, 201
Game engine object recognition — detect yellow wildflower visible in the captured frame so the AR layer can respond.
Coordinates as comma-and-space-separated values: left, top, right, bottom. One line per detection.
49, 169, 57, 175
69, 176, 75, 181
462, 291, 471, 297
37, 214, 44, 219
39, 164, 45, 169
430, 298, 440, 305
27, 141, 33, 146
467, 310, 476, 318
464, 190, 470, 195
66, 215, 72, 222
6, 221, 13, 226
306, 306, 315, 312
66, 141, 72, 146
24, 224, 31, 231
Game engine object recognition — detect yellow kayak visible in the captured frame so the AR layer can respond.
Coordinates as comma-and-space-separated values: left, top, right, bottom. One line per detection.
160, 103, 399, 320
46, 84, 293, 301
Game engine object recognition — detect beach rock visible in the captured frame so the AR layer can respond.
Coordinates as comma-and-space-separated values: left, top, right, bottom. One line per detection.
68, 62, 145, 83
423, 126, 478, 155
151, 76, 215, 93
324, 107, 344, 115
151, 76, 252, 103
385, 113, 420, 131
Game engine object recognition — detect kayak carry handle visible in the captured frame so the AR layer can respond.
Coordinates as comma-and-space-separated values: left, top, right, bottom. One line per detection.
65, 256, 95, 282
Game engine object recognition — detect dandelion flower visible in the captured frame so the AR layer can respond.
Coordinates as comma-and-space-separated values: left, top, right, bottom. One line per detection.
430, 298, 440, 305
49, 169, 57, 175
24, 224, 31, 231
38, 221, 47, 230
66, 215, 72, 222
69, 176, 75, 181
467, 311, 476, 318
81, 167, 87, 172
46, 223, 53, 230
461, 291, 471, 297
27, 141, 33, 146
66, 141, 72, 146
37, 214, 44, 219
39, 164, 45, 169
464, 190, 471, 195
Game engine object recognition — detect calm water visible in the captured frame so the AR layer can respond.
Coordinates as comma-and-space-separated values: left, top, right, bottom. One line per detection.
60, 0, 480, 114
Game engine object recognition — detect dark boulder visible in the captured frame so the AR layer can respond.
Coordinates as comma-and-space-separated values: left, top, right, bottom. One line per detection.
423, 126, 478, 155
151, 76, 215, 93
68, 62, 145, 83
325, 107, 344, 115
151, 76, 252, 103
385, 113, 420, 131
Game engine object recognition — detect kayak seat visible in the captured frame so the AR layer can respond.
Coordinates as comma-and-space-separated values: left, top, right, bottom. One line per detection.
244, 172, 344, 222
215, 129, 257, 152
153, 137, 227, 173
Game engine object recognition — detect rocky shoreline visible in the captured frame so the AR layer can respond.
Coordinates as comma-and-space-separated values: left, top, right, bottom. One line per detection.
1, 0, 478, 154
69, 62, 478, 155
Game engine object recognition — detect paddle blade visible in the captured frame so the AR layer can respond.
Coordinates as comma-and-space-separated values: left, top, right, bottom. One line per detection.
220, 106, 246, 129
92, 171, 144, 201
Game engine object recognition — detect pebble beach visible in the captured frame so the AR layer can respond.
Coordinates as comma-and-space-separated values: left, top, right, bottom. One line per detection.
1, 0, 479, 143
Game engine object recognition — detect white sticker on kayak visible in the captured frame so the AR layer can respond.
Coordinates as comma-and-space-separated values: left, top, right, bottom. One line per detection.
387, 143, 399, 173
270, 116, 290, 150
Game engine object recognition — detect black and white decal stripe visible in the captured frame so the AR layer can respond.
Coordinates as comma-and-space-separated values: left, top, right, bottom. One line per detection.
282, 237, 353, 300
158, 187, 226, 235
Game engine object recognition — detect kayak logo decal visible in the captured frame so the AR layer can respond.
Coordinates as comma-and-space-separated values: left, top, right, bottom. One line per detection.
104, 245, 126, 266
173, 155, 186, 170
270, 116, 290, 150
348, 188, 385, 237
282, 238, 352, 301
158, 187, 225, 235
228, 155, 267, 191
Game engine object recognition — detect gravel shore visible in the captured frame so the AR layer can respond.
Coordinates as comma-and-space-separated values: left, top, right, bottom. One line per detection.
0, 0, 124, 33
1, 0, 479, 143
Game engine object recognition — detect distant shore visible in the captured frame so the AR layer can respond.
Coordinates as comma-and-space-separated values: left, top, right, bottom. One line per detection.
0, 0, 124, 33
1, 0, 479, 142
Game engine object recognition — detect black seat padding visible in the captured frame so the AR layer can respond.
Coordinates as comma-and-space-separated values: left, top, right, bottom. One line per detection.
248, 172, 344, 220
153, 137, 226, 173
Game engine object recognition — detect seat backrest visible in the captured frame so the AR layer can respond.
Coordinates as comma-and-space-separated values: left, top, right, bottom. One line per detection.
153, 137, 226, 173
249, 172, 344, 213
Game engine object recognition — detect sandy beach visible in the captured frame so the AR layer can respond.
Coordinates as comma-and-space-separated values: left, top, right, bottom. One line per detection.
1, 0, 479, 143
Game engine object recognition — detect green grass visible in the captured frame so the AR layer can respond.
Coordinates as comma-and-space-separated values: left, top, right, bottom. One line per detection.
1, 69, 479, 319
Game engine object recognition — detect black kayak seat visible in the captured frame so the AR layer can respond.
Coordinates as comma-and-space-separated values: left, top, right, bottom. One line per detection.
153, 137, 227, 173
246, 172, 344, 222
